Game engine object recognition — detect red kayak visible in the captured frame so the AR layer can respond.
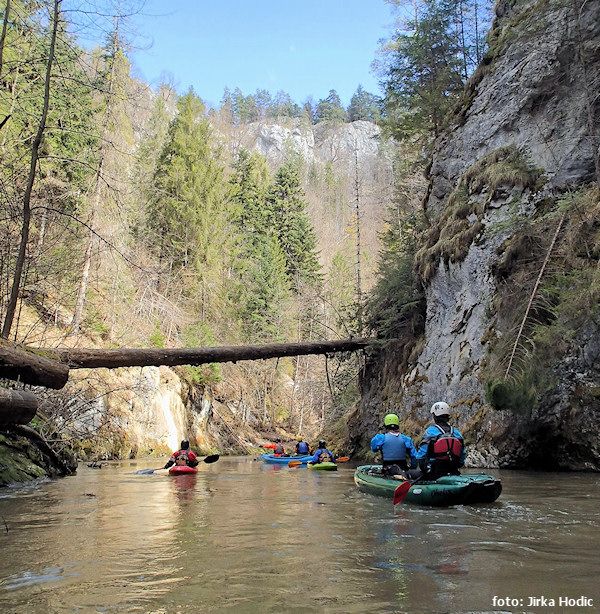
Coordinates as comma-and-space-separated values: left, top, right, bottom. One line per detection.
168, 465, 198, 475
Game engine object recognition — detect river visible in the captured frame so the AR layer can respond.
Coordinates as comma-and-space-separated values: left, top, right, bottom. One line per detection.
0, 457, 598, 614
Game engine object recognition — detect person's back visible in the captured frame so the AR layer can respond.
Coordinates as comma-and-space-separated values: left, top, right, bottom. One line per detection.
312, 439, 335, 464
274, 439, 285, 456
295, 436, 310, 455
416, 402, 465, 480
370, 413, 418, 477
164, 439, 199, 469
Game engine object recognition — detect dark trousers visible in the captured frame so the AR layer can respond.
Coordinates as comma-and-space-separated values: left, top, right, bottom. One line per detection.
382, 460, 408, 477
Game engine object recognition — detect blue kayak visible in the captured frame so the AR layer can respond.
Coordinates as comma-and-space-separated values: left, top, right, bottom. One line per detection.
260, 453, 313, 465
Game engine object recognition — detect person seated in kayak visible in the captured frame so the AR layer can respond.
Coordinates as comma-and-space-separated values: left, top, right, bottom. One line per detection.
295, 435, 311, 456
273, 438, 286, 456
311, 439, 335, 464
370, 413, 418, 478
415, 401, 466, 480
164, 439, 199, 469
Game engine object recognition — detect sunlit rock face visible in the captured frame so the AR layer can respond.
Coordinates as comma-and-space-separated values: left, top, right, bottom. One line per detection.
131, 366, 186, 453
124, 366, 220, 456
352, 0, 600, 470
240, 119, 383, 171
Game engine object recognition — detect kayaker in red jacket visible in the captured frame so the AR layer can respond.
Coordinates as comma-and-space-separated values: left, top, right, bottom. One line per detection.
164, 440, 199, 469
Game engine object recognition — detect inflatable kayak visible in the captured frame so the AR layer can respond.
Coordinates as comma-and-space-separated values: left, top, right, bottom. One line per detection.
169, 465, 198, 475
260, 453, 313, 465
307, 461, 337, 471
354, 465, 502, 507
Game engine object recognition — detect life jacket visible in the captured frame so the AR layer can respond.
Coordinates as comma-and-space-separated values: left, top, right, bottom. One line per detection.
318, 450, 334, 463
429, 424, 463, 464
297, 441, 310, 454
381, 432, 407, 462
274, 443, 284, 455
174, 449, 191, 466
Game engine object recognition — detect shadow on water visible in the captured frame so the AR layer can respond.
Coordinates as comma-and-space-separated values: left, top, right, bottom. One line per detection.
0, 459, 598, 613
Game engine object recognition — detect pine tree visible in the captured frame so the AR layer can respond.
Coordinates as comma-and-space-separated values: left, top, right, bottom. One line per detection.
347, 85, 381, 122
267, 162, 321, 291
146, 88, 229, 319
228, 148, 291, 342
380, 0, 480, 144
315, 89, 346, 123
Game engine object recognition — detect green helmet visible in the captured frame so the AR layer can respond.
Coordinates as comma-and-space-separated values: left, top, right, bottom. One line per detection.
384, 413, 399, 427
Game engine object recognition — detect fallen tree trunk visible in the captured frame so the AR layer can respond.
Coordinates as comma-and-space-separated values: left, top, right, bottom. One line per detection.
0, 343, 69, 389
56, 338, 376, 369
0, 389, 38, 424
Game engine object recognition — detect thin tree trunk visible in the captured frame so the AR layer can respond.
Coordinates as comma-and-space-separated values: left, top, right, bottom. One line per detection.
71, 214, 94, 331
35, 204, 48, 259
505, 213, 566, 378
0, 0, 10, 78
474, 0, 480, 63
2, 0, 61, 340
354, 147, 363, 334
459, 0, 468, 81
1, 64, 18, 149
71, 14, 121, 333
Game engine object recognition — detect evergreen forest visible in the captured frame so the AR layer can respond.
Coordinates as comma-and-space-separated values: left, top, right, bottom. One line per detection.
0, 0, 511, 460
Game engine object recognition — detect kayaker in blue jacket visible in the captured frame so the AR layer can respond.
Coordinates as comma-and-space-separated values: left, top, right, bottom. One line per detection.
311, 439, 335, 464
295, 436, 311, 455
416, 401, 466, 480
370, 413, 418, 477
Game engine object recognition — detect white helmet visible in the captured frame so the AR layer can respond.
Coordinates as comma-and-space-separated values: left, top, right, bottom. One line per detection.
430, 401, 450, 416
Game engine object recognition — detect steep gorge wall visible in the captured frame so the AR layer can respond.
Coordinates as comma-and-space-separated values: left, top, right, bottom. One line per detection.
352, 0, 600, 470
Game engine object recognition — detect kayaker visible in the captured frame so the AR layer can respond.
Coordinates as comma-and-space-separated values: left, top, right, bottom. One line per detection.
370, 413, 418, 478
416, 401, 466, 480
164, 439, 199, 469
311, 439, 335, 464
274, 438, 285, 456
295, 435, 311, 455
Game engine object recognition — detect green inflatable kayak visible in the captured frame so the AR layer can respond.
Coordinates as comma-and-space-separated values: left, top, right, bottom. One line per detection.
307, 461, 338, 471
354, 465, 501, 507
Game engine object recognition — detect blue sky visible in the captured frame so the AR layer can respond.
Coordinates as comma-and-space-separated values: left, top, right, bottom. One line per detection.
126, 0, 396, 108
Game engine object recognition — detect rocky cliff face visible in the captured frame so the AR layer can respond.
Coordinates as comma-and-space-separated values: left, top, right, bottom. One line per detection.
427, 0, 599, 211
239, 119, 385, 173
237, 119, 393, 283
353, 0, 600, 470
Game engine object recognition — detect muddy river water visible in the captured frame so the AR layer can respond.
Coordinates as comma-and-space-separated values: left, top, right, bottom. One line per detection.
0, 457, 598, 613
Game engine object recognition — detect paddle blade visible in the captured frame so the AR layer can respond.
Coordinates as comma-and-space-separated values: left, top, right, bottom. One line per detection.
288, 460, 303, 467
132, 467, 162, 475
203, 454, 219, 464
336, 457, 350, 462
393, 481, 411, 505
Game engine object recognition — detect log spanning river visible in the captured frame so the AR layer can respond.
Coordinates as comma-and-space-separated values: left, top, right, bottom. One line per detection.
0, 457, 598, 613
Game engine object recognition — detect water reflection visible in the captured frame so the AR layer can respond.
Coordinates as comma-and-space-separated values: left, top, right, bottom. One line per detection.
169, 472, 198, 501
0, 461, 598, 613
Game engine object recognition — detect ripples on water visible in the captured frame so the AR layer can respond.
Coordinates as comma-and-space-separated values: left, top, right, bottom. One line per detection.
0, 459, 598, 613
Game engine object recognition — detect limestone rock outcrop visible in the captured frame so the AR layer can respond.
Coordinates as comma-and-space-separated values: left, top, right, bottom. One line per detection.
353, 0, 600, 470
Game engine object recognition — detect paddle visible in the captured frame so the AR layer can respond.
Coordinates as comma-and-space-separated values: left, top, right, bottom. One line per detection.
393, 472, 427, 505
393, 480, 411, 505
133, 454, 220, 475
288, 456, 349, 468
